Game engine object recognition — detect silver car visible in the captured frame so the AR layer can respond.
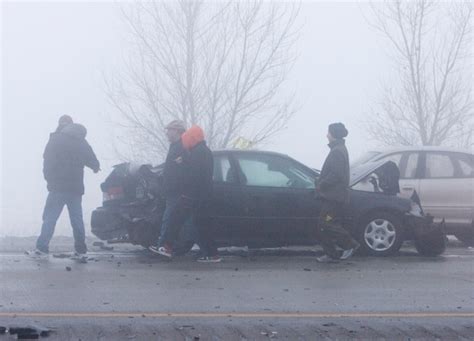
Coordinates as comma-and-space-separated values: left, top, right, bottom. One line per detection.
352, 146, 474, 245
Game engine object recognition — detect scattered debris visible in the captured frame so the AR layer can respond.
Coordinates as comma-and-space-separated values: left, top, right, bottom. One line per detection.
283, 289, 289, 292
234, 268, 239, 271
322, 322, 336, 327
65, 266, 72, 271
92, 241, 104, 247
52, 253, 71, 259
176, 325, 195, 331
303, 268, 311, 271
100, 245, 114, 251
195, 278, 201, 281
8, 324, 51, 339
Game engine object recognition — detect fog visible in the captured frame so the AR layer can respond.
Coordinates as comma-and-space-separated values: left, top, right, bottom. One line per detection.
1, 1, 390, 237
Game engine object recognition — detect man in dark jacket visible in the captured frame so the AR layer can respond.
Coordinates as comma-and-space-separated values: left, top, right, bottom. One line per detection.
31, 120, 100, 257
181, 125, 220, 262
148, 120, 191, 257
316, 122, 359, 262
151, 125, 220, 262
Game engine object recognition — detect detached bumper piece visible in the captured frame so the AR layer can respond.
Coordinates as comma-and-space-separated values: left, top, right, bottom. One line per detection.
408, 214, 447, 256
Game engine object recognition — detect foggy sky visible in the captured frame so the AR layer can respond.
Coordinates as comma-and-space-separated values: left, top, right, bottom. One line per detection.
1, 1, 391, 237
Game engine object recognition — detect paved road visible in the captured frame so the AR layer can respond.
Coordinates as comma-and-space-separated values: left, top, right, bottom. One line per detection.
1, 238, 473, 339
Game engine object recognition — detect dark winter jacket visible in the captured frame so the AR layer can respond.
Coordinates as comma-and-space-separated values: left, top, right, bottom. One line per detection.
181, 126, 213, 203
162, 140, 188, 198
43, 124, 100, 195
317, 139, 350, 204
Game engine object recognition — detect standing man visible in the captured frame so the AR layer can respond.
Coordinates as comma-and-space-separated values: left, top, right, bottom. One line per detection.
316, 122, 359, 262
181, 125, 220, 262
30, 119, 100, 257
149, 120, 190, 258
151, 125, 220, 262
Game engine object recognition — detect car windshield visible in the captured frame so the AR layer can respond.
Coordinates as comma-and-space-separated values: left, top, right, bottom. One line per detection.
351, 151, 381, 168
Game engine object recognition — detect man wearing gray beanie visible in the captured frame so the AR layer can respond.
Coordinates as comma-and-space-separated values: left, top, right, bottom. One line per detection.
315, 122, 359, 262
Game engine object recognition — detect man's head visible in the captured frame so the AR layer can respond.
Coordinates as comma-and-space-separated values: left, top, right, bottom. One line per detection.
165, 120, 186, 143
327, 122, 348, 142
56, 115, 73, 132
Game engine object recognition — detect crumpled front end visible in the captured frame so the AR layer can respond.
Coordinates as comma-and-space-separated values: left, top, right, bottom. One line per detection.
404, 196, 447, 256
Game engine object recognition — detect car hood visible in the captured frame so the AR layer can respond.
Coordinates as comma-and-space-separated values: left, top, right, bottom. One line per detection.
350, 160, 398, 187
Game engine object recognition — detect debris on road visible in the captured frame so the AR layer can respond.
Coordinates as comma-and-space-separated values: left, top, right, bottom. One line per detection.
100, 245, 114, 251
52, 253, 71, 259
8, 324, 51, 339
303, 268, 312, 271
65, 266, 72, 271
92, 241, 104, 247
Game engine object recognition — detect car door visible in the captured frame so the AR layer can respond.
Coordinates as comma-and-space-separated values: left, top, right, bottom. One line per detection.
209, 153, 244, 245
233, 152, 319, 247
418, 151, 473, 226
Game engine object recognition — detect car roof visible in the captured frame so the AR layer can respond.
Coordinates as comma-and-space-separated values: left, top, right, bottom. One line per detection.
213, 149, 292, 159
366, 146, 473, 155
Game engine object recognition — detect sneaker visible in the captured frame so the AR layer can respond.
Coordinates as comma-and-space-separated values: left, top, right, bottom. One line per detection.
316, 254, 339, 263
197, 256, 222, 263
340, 243, 360, 260
149, 245, 172, 258
25, 249, 49, 258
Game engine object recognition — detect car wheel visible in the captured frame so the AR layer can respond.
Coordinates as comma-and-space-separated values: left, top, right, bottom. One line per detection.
358, 212, 404, 256
455, 231, 474, 246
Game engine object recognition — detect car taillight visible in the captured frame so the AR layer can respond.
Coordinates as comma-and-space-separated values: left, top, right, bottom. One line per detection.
103, 187, 124, 201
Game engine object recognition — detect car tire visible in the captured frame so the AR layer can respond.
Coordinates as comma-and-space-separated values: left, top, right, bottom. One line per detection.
357, 212, 404, 256
455, 231, 474, 246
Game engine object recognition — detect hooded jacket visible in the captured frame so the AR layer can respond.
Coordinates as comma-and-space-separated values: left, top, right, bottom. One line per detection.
43, 123, 100, 195
317, 139, 350, 204
181, 126, 213, 202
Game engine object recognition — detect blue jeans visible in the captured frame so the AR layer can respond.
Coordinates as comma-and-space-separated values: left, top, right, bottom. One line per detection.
36, 192, 87, 254
158, 195, 197, 252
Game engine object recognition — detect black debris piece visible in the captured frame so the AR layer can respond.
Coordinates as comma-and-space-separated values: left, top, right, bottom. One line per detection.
100, 245, 114, 251
52, 253, 70, 259
17, 333, 39, 339
65, 266, 72, 271
322, 323, 336, 327
92, 241, 105, 247
303, 268, 311, 271
9, 327, 37, 335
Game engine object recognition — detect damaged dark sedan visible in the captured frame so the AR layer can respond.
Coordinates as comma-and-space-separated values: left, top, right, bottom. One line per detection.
91, 150, 446, 257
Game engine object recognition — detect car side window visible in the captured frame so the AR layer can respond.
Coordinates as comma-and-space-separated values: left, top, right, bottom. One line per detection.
236, 155, 315, 189
452, 153, 474, 178
425, 153, 455, 179
213, 156, 238, 184
402, 153, 419, 179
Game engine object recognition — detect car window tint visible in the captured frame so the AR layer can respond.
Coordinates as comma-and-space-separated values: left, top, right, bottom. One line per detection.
425, 153, 455, 178
403, 153, 419, 179
237, 155, 315, 189
213, 156, 237, 184
453, 153, 474, 178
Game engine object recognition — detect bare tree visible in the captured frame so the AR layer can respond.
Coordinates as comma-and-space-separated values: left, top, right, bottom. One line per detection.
366, 1, 473, 148
105, 1, 300, 162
